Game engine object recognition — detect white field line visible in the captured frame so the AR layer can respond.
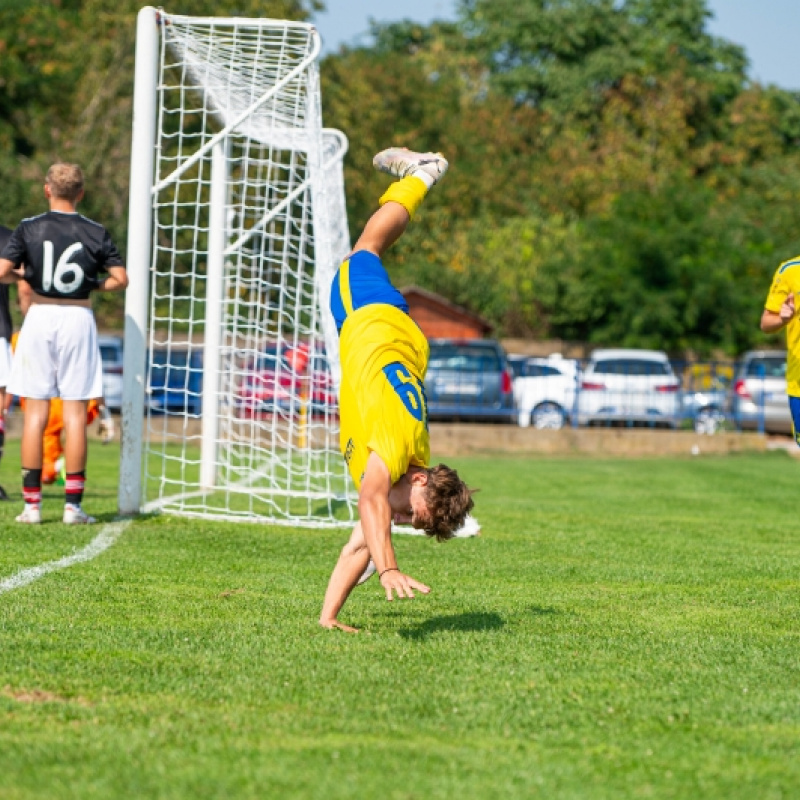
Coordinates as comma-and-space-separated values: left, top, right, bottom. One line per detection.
0, 519, 131, 595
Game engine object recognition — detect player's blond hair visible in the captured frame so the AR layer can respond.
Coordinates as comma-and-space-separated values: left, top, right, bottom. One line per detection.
422, 463, 475, 542
46, 163, 84, 203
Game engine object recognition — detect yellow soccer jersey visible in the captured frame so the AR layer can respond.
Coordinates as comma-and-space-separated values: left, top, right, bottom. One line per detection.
765, 255, 800, 397
338, 303, 430, 489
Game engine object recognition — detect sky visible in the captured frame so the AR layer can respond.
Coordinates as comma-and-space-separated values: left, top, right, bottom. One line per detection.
312, 0, 800, 91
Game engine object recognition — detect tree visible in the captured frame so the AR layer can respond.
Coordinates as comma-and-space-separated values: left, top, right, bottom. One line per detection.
532, 179, 774, 354
0, 0, 319, 325
457, 0, 748, 119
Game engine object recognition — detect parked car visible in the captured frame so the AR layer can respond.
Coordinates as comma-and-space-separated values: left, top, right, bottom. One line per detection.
576, 348, 681, 428
146, 347, 204, 416
729, 349, 791, 434
236, 342, 337, 419
513, 354, 579, 429
98, 334, 124, 411
425, 338, 515, 422
507, 354, 529, 380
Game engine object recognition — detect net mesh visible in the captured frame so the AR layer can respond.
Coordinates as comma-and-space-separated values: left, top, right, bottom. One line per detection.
141, 13, 356, 528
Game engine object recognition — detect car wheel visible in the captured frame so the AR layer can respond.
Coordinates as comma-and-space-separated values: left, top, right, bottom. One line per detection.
694, 407, 723, 435
532, 402, 566, 430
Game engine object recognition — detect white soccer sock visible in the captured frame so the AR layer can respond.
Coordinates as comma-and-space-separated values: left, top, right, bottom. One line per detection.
409, 168, 436, 190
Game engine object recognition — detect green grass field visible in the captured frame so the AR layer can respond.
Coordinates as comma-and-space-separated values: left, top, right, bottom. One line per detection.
1, 444, 799, 799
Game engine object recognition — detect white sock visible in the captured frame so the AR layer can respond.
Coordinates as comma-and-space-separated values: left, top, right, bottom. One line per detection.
409, 168, 436, 190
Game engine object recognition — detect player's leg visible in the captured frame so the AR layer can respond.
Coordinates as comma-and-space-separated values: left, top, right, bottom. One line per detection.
319, 521, 372, 632
62, 399, 95, 524
0, 336, 12, 500
0, 387, 7, 501
351, 148, 449, 258
41, 398, 65, 485
351, 201, 412, 258
790, 395, 800, 448
55, 307, 102, 525
18, 398, 50, 523
8, 309, 60, 523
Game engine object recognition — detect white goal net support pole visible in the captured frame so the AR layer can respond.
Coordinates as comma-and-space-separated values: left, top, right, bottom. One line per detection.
119, 7, 357, 528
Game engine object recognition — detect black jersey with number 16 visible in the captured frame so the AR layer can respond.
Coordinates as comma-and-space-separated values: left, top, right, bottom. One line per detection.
1, 211, 124, 300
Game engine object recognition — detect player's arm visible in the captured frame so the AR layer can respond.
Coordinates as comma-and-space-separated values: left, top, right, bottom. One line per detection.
0, 226, 28, 284
761, 291, 795, 333
97, 266, 129, 293
359, 451, 430, 602
16, 279, 32, 316
0, 257, 23, 284
319, 521, 372, 632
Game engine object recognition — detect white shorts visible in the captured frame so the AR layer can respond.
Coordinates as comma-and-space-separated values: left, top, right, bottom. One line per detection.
8, 304, 103, 401
0, 337, 11, 389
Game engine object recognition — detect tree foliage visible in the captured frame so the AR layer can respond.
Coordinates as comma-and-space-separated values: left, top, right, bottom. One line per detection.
321, 0, 800, 354
0, 0, 317, 324
2, 0, 800, 353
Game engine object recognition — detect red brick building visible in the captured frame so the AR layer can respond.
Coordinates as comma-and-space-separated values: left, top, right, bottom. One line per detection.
400, 285, 493, 340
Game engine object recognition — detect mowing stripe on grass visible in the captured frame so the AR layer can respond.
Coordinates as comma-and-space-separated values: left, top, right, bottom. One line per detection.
0, 519, 131, 595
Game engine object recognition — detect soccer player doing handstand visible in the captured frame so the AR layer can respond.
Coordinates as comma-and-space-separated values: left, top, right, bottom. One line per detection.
320, 147, 474, 632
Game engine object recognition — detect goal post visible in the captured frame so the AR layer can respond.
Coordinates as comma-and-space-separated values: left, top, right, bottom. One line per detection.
119, 7, 357, 528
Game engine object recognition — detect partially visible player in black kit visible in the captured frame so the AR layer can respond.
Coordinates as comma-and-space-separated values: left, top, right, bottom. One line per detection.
0, 163, 128, 524
0, 225, 15, 502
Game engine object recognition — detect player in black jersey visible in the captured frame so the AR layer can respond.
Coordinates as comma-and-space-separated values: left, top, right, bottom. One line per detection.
0, 225, 15, 502
0, 163, 128, 524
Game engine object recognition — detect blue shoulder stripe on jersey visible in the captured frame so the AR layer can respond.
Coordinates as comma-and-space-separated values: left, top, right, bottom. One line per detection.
778, 259, 800, 275
330, 269, 346, 332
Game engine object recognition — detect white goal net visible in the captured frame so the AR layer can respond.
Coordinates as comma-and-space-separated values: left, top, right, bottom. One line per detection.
120, 8, 357, 528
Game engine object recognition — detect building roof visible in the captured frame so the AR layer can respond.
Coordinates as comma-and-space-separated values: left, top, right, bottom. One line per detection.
400, 285, 493, 334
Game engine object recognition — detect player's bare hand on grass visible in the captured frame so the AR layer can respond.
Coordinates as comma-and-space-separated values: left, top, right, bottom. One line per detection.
380, 569, 431, 601
319, 618, 360, 633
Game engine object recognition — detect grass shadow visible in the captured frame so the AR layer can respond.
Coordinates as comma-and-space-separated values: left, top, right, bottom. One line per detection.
398, 611, 505, 641
528, 605, 559, 616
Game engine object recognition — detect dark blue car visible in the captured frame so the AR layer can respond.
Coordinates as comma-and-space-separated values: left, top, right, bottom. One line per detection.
425, 339, 515, 423
146, 347, 204, 416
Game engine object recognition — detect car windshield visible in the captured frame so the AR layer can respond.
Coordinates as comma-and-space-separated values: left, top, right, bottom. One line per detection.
745, 357, 786, 378
428, 346, 501, 372
592, 358, 671, 376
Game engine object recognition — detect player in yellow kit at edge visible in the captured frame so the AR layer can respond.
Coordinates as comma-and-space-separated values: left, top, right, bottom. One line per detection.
760, 254, 800, 445
320, 147, 474, 632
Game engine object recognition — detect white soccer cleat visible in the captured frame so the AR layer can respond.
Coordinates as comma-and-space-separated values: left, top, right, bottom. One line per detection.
357, 560, 377, 585
63, 505, 97, 525
16, 505, 42, 524
373, 147, 449, 185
